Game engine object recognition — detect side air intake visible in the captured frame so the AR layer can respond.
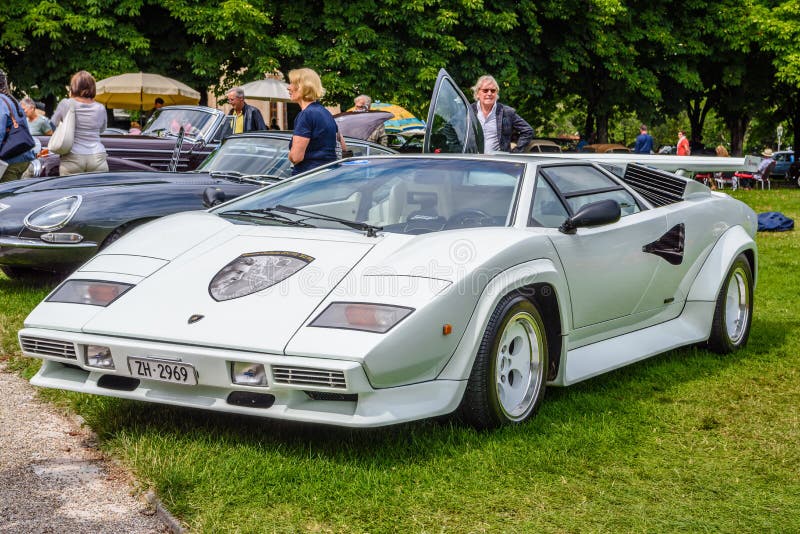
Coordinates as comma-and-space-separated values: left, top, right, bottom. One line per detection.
622, 163, 687, 207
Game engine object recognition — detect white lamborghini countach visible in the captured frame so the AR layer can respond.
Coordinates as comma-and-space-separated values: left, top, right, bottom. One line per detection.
19, 71, 757, 428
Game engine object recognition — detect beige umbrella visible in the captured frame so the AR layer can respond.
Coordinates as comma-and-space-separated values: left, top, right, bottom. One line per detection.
238, 78, 292, 102
95, 72, 201, 110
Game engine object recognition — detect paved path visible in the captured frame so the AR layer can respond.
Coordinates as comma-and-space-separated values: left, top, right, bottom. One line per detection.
0, 362, 172, 533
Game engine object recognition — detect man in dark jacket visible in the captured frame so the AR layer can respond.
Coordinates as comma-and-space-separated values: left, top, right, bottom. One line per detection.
470, 75, 534, 153
226, 87, 266, 133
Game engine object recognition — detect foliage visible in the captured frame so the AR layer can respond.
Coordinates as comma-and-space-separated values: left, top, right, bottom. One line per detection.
1, 1, 799, 149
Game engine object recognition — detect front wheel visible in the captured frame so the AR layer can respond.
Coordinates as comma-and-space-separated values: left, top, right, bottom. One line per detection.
459, 294, 548, 429
707, 254, 753, 353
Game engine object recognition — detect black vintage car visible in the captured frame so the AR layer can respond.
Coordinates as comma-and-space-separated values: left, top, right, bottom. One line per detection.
0, 132, 394, 278
30, 105, 234, 177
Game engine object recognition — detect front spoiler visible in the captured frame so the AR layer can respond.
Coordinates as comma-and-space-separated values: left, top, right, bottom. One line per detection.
21, 327, 465, 427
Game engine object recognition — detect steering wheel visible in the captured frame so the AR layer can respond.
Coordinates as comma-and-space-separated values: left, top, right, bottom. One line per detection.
445, 209, 495, 229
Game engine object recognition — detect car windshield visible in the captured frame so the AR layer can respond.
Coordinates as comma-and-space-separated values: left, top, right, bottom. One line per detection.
197, 136, 293, 178
213, 157, 525, 235
143, 108, 217, 140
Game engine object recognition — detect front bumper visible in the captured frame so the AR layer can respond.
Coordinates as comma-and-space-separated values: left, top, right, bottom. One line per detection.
20, 327, 465, 427
0, 235, 98, 268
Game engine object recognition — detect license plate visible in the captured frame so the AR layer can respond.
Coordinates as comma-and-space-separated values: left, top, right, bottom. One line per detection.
128, 357, 197, 385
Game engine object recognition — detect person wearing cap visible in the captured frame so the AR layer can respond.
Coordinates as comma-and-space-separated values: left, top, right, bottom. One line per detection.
752, 148, 776, 190
633, 124, 654, 154
0, 70, 36, 182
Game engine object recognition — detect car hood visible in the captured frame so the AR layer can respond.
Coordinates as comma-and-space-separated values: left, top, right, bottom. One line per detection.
66, 213, 376, 352
3, 171, 204, 196
27, 212, 555, 353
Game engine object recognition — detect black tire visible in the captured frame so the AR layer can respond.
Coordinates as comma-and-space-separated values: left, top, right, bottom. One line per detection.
0, 265, 62, 282
99, 221, 147, 251
459, 293, 548, 429
707, 254, 753, 354
0, 265, 37, 279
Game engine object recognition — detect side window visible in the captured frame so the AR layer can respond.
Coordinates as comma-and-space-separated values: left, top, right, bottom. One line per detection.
530, 174, 569, 228
543, 165, 641, 218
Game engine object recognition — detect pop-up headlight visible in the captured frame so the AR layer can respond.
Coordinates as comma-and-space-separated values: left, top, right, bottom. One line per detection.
24, 195, 82, 231
209, 252, 313, 301
47, 280, 133, 307
310, 302, 414, 333
85, 345, 114, 369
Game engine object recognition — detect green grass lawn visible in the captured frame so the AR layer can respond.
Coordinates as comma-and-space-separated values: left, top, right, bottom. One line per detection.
2, 189, 799, 532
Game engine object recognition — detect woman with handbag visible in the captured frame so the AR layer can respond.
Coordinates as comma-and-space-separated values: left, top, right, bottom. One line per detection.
0, 70, 35, 182
50, 70, 108, 176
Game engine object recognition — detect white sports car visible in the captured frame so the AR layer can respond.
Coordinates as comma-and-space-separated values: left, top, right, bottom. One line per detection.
19, 71, 757, 428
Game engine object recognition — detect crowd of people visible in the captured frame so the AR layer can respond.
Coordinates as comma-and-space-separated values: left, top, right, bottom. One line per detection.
0, 67, 784, 183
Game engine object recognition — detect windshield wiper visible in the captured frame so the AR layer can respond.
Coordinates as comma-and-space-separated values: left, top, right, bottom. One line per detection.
218, 208, 315, 227
274, 204, 382, 237
209, 170, 279, 185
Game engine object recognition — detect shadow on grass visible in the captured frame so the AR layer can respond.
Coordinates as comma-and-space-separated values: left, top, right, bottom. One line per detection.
68, 315, 788, 469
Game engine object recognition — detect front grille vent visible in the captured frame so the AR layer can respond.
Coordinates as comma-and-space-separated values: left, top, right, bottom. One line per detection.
622, 163, 687, 207
272, 366, 347, 389
20, 336, 77, 360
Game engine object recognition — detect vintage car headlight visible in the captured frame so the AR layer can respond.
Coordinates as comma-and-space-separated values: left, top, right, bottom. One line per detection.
310, 302, 414, 333
47, 280, 134, 307
85, 345, 115, 369
231, 362, 268, 386
24, 195, 82, 232
209, 252, 314, 301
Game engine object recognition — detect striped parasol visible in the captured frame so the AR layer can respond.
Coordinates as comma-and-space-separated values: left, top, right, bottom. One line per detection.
347, 102, 426, 136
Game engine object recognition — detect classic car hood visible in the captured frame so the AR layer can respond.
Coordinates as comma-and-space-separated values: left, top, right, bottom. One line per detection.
5, 171, 203, 195
77, 215, 376, 352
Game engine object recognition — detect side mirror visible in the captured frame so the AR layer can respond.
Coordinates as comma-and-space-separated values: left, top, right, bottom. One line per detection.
559, 199, 621, 234
203, 187, 226, 208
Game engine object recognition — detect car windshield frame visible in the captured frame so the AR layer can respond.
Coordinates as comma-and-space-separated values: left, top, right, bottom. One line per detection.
142, 107, 220, 141
196, 135, 294, 179
212, 157, 526, 235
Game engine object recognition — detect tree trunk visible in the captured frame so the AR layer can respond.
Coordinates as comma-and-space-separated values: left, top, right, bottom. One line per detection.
726, 116, 750, 156
596, 112, 609, 144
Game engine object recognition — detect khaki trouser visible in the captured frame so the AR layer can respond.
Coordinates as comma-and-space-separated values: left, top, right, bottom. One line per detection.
59, 152, 108, 176
0, 161, 32, 182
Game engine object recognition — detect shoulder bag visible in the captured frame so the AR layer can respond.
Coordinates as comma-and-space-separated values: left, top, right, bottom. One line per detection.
0, 95, 36, 160
48, 99, 76, 156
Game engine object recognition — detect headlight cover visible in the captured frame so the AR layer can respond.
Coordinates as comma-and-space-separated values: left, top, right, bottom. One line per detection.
47, 279, 134, 307
310, 302, 414, 333
209, 252, 313, 301
24, 195, 82, 232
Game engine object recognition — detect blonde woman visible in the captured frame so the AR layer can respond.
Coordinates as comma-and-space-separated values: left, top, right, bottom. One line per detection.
51, 70, 107, 175
712, 145, 730, 190
287, 68, 341, 175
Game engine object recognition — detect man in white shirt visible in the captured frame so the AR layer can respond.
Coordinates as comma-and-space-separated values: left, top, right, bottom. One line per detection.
470, 75, 534, 154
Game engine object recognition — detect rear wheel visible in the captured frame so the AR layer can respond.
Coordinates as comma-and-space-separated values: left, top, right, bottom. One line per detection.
459, 294, 548, 429
707, 254, 753, 353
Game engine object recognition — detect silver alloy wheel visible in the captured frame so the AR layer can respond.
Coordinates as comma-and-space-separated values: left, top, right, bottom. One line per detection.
725, 266, 751, 344
494, 311, 545, 421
